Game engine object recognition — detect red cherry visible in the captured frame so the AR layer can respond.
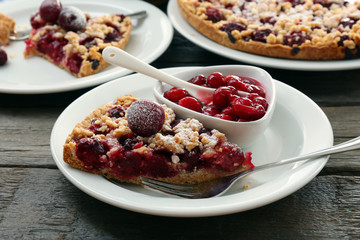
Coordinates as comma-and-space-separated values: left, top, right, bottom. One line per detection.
214, 113, 233, 121
221, 106, 235, 117
127, 100, 165, 137
213, 86, 237, 108
58, 6, 86, 31
178, 97, 203, 112
164, 87, 189, 102
232, 98, 265, 120
207, 72, 225, 88
248, 93, 268, 109
226, 78, 248, 91
189, 74, 206, 86
203, 106, 220, 116
39, 0, 62, 23
0, 48, 8, 66
224, 74, 241, 83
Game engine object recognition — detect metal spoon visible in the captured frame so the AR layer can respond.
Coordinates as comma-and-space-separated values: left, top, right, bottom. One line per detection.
9, 10, 148, 41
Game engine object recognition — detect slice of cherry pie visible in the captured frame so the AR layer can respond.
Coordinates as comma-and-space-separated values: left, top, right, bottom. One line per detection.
63, 95, 253, 185
24, 1, 132, 78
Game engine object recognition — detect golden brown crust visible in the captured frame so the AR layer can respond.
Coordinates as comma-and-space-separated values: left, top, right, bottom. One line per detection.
63, 95, 252, 185
177, 0, 360, 60
0, 12, 15, 45
24, 14, 132, 78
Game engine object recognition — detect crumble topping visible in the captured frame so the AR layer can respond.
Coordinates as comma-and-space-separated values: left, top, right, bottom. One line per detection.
0, 12, 15, 45
70, 95, 226, 155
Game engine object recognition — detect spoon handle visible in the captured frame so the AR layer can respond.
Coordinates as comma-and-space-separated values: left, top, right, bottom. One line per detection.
102, 46, 214, 103
255, 136, 360, 172
127, 10, 147, 19
103, 46, 190, 88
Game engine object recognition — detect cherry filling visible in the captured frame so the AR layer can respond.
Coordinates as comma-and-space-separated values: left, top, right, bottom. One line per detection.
75, 132, 250, 179
164, 72, 268, 122
205, 8, 225, 23
66, 52, 83, 74
34, 30, 68, 64
339, 17, 358, 29
104, 23, 122, 42
283, 31, 311, 47
76, 137, 109, 170
220, 22, 247, 43
250, 29, 273, 43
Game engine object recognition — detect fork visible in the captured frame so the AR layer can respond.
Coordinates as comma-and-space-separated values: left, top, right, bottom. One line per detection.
138, 136, 360, 198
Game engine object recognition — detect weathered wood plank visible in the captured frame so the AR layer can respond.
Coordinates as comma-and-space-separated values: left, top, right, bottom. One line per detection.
0, 168, 359, 239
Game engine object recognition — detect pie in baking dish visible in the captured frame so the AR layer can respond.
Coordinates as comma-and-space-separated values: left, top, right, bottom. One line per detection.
63, 95, 254, 185
177, 0, 360, 60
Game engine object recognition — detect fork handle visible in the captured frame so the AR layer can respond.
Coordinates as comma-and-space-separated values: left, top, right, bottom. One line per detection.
255, 136, 360, 172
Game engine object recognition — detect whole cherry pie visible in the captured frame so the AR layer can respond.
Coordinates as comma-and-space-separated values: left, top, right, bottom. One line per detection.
63, 95, 253, 185
24, 0, 132, 77
177, 0, 360, 60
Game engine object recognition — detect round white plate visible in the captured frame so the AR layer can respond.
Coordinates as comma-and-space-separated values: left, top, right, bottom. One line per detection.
0, 0, 173, 94
50, 67, 333, 217
167, 0, 360, 71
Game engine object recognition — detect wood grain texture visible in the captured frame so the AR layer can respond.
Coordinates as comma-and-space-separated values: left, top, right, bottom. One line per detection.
0, 168, 359, 239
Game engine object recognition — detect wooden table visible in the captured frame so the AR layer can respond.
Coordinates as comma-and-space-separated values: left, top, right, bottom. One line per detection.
1, 2, 360, 239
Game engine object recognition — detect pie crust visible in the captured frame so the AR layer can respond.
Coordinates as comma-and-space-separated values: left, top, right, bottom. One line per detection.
0, 12, 15, 46
63, 95, 253, 185
177, 0, 360, 60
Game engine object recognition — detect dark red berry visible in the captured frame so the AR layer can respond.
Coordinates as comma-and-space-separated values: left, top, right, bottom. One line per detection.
205, 8, 225, 23
76, 137, 107, 169
164, 87, 189, 102
207, 72, 225, 88
0, 48, 7, 66
226, 78, 248, 91
214, 113, 233, 121
203, 106, 220, 116
108, 106, 126, 118
283, 31, 310, 47
58, 6, 86, 31
261, 16, 276, 25
221, 106, 235, 117
339, 17, 358, 29
127, 100, 165, 137
189, 74, 206, 86
251, 29, 272, 43
232, 97, 266, 120
39, 0, 62, 23
220, 22, 247, 42
30, 12, 46, 29
249, 94, 268, 109
213, 86, 236, 108
178, 97, 203, 112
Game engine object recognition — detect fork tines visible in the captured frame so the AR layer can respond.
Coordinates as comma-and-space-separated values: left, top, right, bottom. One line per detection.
140, 177, 201, 198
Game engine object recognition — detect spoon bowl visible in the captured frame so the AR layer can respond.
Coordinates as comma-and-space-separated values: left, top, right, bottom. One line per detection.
153, 65, 276, 147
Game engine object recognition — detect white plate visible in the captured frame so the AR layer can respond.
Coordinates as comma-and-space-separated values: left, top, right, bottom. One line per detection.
50, 67, 333, 217
0, 0, 173, 94
167, 0, 360, 71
